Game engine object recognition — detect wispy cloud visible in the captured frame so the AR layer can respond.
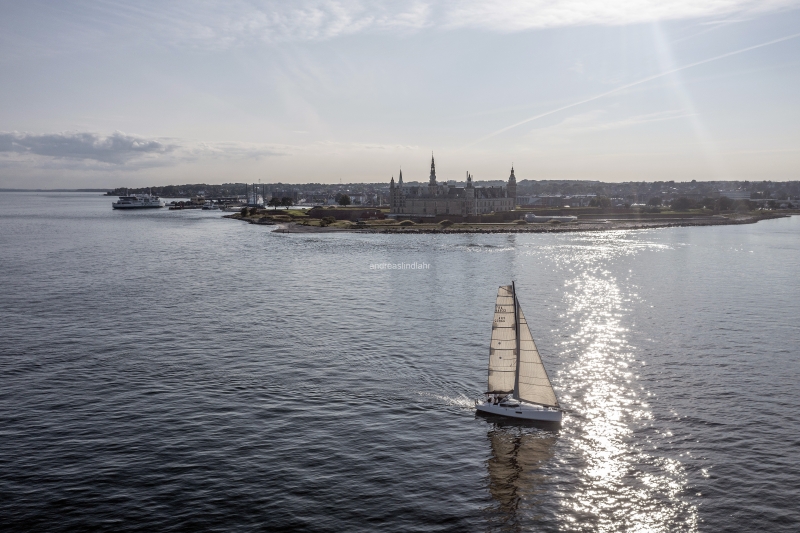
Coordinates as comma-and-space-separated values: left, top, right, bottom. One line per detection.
466, 30, 800, 147
94, 0, 434, 47
442, 1, 796, 32
4, 0, 797, 55
153, 1, 800, 44
183, 141, 288, 161
526, 109, 694, 138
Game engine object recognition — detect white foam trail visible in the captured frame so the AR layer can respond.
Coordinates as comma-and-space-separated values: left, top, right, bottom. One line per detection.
417, 390, 476, 408
465, 32, 800, 148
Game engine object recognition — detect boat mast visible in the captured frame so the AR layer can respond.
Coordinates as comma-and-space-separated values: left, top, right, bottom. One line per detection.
512, 281, 521, 399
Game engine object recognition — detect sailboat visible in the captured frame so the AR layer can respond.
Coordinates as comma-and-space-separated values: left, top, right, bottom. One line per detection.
475, 283, 563, 422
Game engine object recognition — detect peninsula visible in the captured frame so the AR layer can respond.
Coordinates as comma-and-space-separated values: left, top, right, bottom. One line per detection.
226, 206, 793, 234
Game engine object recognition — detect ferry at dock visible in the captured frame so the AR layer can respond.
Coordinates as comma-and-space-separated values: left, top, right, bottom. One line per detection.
112, 193, 165, 209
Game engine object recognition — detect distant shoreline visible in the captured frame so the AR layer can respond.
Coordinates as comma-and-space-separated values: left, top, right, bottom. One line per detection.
0, 188, 110, 193
227, 212, 794, 234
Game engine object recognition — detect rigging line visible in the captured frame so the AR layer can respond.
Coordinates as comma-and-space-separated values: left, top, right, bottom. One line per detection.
464, 31, 800, 148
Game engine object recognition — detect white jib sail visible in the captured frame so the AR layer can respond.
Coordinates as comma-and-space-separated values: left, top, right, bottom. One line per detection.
488, 285, 516, 394
516, 305, 559, 407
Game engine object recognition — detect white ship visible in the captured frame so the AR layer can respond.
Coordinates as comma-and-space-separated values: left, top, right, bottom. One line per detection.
112, 193, 166, 209
475, 282, 563, 423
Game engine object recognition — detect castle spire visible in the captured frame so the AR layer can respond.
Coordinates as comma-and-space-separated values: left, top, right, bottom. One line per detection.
398, 168, 403, 185
429, 152, 436, 186
507, 165, 517, 204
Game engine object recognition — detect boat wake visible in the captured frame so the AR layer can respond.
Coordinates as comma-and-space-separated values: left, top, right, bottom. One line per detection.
416, 390, 475, 410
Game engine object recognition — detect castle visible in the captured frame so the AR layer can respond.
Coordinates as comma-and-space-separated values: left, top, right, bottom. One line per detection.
389, 155, 517, 218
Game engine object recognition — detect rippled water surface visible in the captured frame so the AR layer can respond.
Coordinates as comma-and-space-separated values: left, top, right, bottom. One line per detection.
1, 192, 799, 532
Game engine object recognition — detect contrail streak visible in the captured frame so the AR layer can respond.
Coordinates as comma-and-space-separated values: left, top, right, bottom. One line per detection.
466, 32, 800, 148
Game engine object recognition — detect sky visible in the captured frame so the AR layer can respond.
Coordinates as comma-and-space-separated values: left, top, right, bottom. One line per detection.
1, 0, 799, 188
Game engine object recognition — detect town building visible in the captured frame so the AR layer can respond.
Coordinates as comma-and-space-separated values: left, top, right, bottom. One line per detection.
389, 155, 516, 218
718, 190, 752, 201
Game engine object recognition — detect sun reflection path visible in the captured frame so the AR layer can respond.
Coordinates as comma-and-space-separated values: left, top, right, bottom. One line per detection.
548, 233, 697, 532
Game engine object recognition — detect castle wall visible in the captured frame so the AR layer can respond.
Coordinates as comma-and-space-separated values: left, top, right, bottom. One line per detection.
400, 197, 463, 216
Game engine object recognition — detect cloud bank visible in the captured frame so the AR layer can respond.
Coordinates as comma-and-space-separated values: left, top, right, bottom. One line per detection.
0, 131, 175, 165
0, 131, 291, 173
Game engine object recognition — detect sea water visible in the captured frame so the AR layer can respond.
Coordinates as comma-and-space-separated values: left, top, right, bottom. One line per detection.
1, 192, 798, 531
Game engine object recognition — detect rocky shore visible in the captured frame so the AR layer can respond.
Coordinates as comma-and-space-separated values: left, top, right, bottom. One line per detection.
225, 211, 793, 234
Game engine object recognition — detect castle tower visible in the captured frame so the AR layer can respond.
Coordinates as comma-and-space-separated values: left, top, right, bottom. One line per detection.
390, 175, 395, 211
428, 153, 438, 197
397, 169, 404, 212
465, 171, 476, 217
507, 165, 517, 208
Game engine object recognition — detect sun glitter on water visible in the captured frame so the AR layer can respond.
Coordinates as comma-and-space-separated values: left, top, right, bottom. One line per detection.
548, 234, 697, 532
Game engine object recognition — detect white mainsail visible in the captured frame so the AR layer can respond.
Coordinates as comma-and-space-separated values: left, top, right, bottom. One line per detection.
515, 306, 559, 407
486, 284, 559, 408
487, 285, 516, 394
